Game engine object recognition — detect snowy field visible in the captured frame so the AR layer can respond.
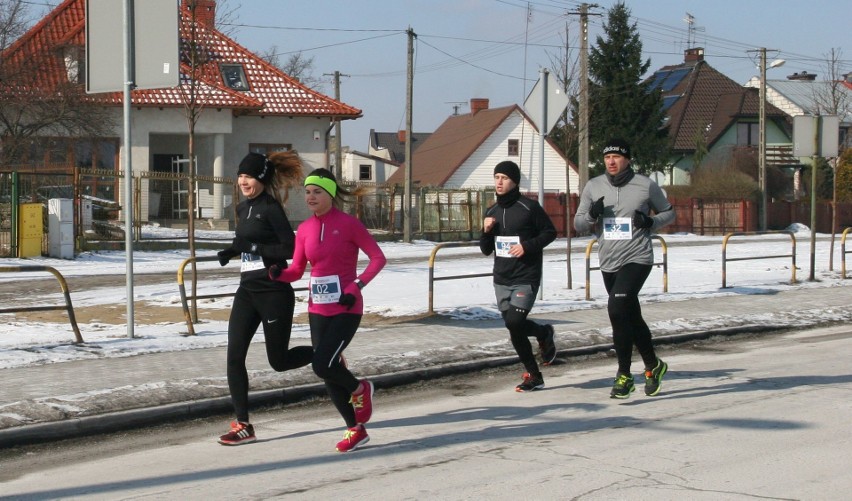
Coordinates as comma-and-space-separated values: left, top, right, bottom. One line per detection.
0, 223, 849, 369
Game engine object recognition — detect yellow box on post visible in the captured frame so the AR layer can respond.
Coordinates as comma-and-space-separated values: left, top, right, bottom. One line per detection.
18, 203, 43, 258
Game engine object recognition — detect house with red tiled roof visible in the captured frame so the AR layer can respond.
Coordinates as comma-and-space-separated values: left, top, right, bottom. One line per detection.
1, 0, 361, 222
386, 98, 577, 195
649, 48, 792, 185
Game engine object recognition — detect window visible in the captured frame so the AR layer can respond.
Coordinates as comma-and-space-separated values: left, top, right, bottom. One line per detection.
220, 64, 249, 91
63, 46, 85, 84
359, 164, 372, 181
508, 139, 519, 156
737, 122, 759, 146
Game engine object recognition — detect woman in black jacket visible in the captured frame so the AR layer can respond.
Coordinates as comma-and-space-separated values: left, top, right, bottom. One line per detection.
215, 151, 313, 445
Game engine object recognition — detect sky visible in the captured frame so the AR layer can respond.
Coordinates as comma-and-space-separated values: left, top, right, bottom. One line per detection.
0, 222, 850, 370
212, 0, 849, 151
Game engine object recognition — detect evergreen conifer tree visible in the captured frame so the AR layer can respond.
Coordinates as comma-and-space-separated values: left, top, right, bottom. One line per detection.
588, 3, 669, 174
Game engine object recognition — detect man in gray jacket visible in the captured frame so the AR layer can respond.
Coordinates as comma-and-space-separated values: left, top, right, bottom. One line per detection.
574, 138, 675, 399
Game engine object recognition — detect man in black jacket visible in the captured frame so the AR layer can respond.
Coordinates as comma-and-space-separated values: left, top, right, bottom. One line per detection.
480, 160, 558, 392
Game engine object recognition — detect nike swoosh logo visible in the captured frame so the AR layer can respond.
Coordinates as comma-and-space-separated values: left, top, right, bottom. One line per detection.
267, 319, 278, 324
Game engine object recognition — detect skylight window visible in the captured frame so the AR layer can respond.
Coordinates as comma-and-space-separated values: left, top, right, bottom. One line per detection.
220, 64, 249, 91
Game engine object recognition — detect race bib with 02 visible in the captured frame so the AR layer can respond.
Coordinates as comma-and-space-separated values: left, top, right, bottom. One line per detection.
310, 275, 342, 304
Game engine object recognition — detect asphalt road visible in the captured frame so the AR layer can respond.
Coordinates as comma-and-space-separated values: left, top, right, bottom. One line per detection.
1, 324, 850, 500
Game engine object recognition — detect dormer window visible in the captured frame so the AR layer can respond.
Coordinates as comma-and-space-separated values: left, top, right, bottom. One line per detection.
220, 64, 249, 91
63, 46, 85, 84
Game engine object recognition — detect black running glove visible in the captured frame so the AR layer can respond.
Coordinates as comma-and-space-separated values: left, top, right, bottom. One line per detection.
268, 262, 287, 279
338, 293, 357, 309
633, 210, 654, 229
588, 196, 605, 220
217, 247, 239, 266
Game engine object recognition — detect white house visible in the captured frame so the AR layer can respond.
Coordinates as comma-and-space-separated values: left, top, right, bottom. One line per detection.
386, 98, 578, 195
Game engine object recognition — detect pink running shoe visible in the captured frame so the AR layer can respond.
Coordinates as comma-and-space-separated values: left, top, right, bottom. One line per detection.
336, 425, 369, 452
350, 379, 374, 424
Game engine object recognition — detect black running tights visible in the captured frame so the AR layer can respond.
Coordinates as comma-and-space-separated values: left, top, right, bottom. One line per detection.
502, 306, 545, 375
226, 286, 313, 422
309, 312, 362, 428
602, 263, 658, 375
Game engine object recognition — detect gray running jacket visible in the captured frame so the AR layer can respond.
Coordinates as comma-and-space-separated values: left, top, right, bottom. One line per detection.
574, 172, 675, 273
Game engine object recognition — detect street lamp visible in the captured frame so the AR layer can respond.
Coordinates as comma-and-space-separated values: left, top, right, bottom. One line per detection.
758, 48, 785, 231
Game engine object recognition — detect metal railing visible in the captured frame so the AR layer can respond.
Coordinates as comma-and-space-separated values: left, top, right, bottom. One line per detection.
427, 241, 492, 315
721, 230, 796, 288
583, 236, 668, 301
176, 255, 308, 335
0, 265, 83, 343
842, 228, 851, 279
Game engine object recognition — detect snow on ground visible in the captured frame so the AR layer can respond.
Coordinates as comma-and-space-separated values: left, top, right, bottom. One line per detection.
0, 223, 848, 369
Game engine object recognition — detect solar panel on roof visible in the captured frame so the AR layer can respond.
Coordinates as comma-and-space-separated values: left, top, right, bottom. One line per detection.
662, 95, 680, 111
660, 68, 691, 92
649, 71, 670, 90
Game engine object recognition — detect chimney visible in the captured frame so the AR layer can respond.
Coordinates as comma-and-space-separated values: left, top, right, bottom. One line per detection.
397, 130, 406, 143
470, 98, 489, 115
787, 71, 817, 81
183, 0, 216, 29
684, 47, 704, 63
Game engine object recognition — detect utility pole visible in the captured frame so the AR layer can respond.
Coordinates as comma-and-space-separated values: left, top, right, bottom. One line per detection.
576, 3, 598, 193
404, 27, 416, 243
751, 47, 783, 231
323, 70, 349, 176
758, 47, 768, 231
562, 21, 573, 289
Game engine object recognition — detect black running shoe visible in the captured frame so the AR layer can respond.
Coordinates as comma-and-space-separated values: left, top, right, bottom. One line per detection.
610, 373, 635, 399
538, 324, 557, 365
515, 372, 545, 392
644, 359, 668, 396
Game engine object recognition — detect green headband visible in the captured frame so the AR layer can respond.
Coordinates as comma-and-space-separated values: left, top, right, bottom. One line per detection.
304, 175, 338, 197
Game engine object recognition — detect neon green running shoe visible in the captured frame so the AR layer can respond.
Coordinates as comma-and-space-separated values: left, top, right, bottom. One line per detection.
610, 373, 635, 399
644, 359, 668, 396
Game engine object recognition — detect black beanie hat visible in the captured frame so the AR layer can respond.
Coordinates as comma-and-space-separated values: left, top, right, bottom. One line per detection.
494, 160, 521, 185
237, 153, 272, 183
602, 138, 631, 159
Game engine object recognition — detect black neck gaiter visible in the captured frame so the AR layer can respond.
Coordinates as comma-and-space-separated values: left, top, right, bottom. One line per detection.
496, 186, 521, 208
607, 167, 635, 187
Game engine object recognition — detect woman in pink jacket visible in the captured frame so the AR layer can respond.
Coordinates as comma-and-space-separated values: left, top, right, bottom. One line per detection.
270, 168, 386, 453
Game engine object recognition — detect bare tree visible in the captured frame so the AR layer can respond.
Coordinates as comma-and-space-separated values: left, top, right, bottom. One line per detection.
177, 0, 220, 320
258, 47, 324, 90
546, 22, 581, 163
811, 48, 851, 266
812, 48, 851, 126
0, 0, 30, 52
0, 0, 115, 166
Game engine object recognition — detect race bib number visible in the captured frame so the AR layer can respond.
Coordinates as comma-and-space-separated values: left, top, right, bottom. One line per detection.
310, 275, 342, 304
602, 217, 633, 240
240, 252, 265, 272
495, 236, 520, 258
